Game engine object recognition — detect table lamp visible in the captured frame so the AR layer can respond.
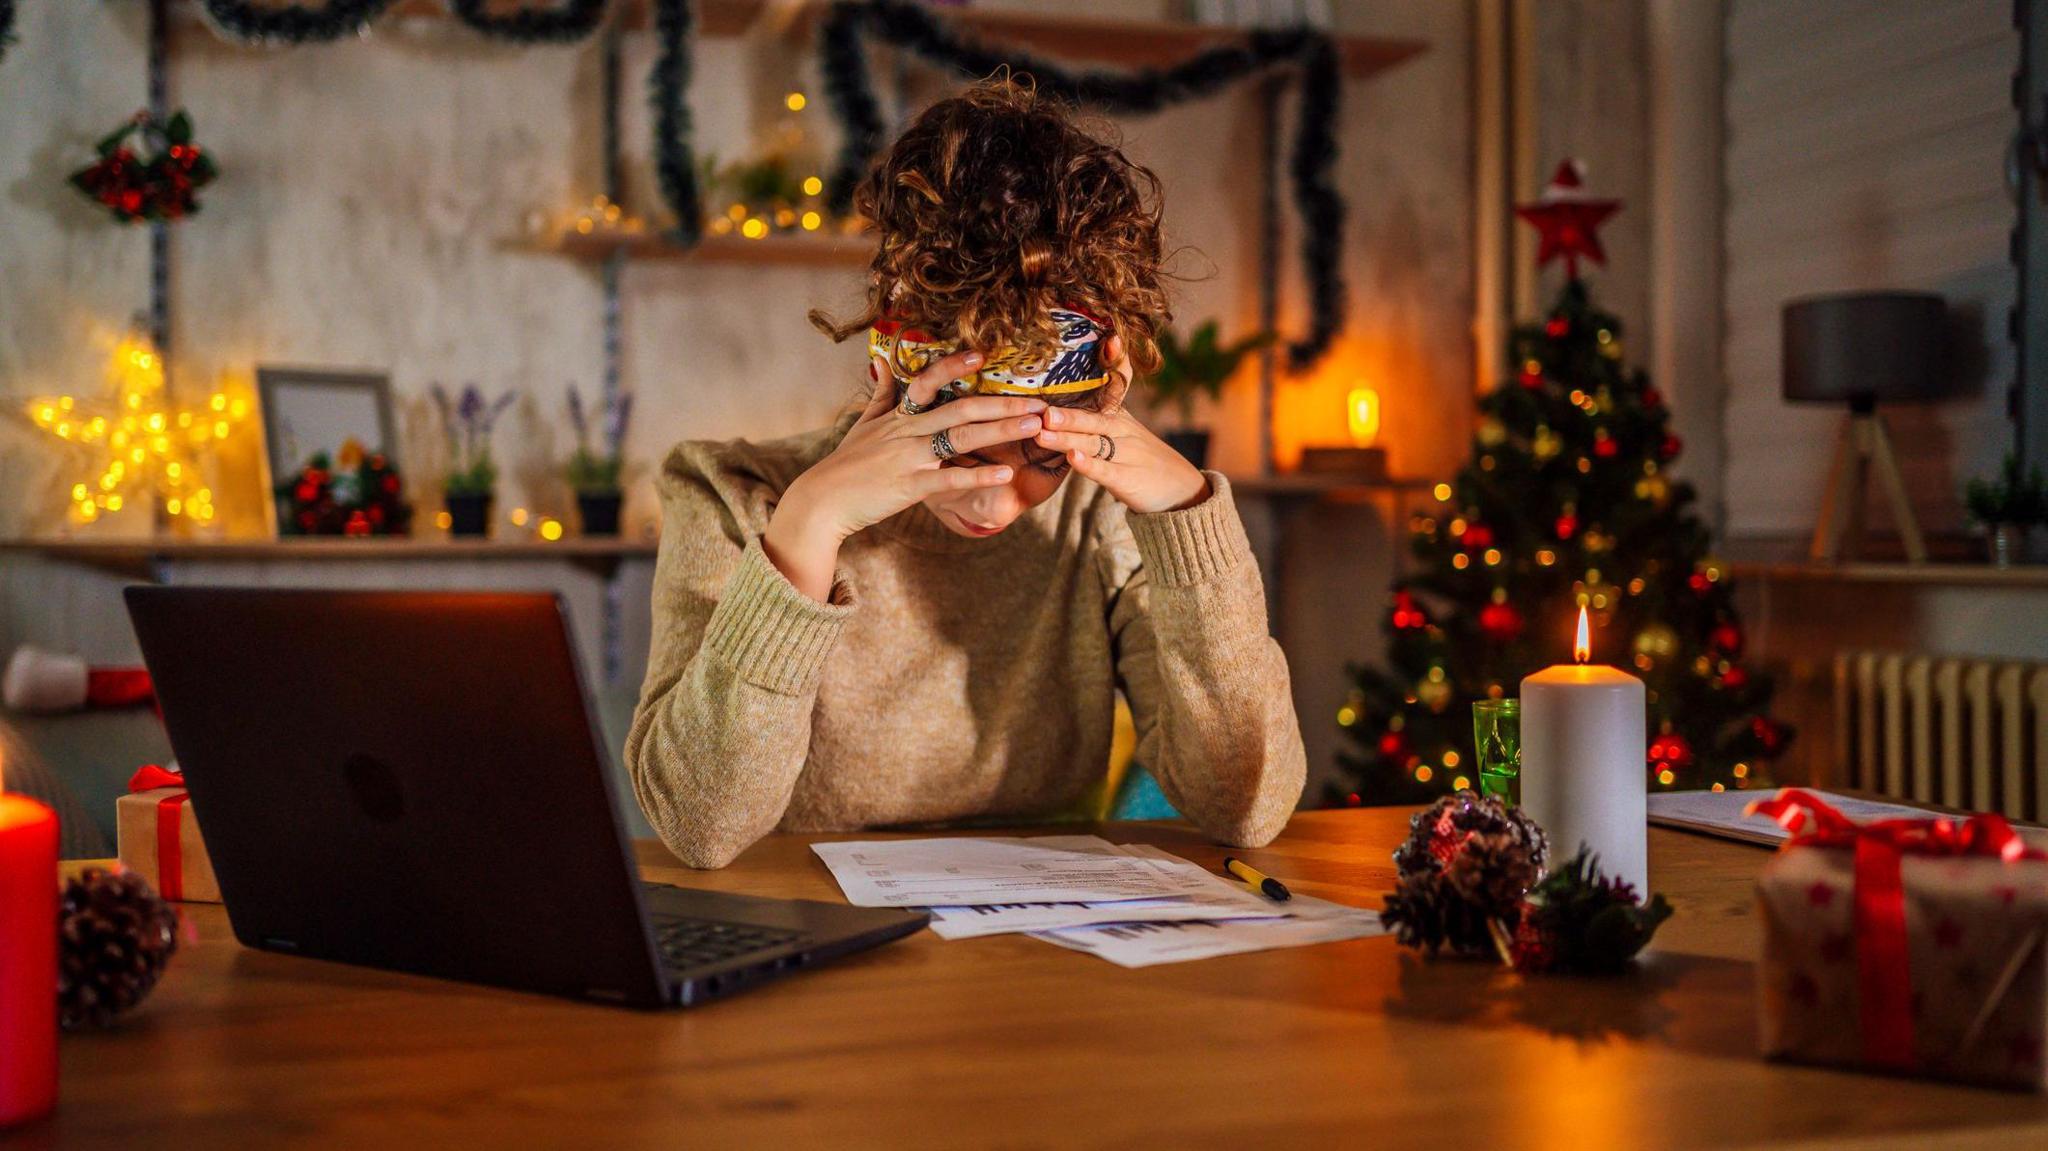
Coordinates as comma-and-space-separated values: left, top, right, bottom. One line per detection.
1782, 291, 1953, 563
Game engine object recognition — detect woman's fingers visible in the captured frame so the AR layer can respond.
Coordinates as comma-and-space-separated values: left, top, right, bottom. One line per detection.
1038, 404, 1123, 436
1065, 447, 1119, 485
855, 357, 898, 423
902, 348, 985, 408
1030, 428, 1116, 456
940, 412, 1043, 457
913, 461, 1014, 495
900, 394, 1045, 434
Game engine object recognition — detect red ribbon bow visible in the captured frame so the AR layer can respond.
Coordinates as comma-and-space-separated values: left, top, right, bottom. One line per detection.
1747, 789, 2045, 1069
127, 764, 189, 902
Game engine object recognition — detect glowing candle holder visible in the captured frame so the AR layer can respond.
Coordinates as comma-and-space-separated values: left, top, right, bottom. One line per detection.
1299, 382, 1389, 479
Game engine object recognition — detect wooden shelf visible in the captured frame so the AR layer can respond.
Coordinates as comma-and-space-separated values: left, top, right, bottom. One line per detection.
316, 1, 1428, 80
545, 230, 873, 267
1730, 560, 2048, 590
0, 536, 658, 580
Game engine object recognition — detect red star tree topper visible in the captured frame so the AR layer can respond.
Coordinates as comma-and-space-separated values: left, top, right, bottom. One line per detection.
1514, 159, 1620, 280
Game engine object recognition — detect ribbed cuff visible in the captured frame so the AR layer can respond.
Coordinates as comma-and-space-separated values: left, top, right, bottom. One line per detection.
1126, 471, 1254, 588
701, 539, 854, 695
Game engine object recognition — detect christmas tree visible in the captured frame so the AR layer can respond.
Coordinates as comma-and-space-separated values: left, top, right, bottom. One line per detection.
1333, 161, 1792, 807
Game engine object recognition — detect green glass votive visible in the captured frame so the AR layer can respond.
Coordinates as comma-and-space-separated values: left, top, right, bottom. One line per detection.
1472, 699, 1522, 806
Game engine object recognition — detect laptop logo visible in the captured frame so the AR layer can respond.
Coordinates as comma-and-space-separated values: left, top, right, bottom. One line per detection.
342, 753, 406, 822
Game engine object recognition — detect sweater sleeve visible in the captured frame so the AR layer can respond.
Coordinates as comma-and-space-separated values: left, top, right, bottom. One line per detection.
1105, 473, 1306, 846
624, 450, 854, 868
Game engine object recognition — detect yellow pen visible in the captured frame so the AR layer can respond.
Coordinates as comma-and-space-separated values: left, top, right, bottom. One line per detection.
1223, 856, 1291, 902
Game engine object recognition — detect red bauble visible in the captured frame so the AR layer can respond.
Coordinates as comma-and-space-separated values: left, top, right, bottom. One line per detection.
1389, 591, 1429, 631
1659, 433, 1683, 461
1592, 436, 1620, 459
1459, 523, 1495, 551
1687, 572, 1712, 596
1642, 387, 1664, 409
1710, 621, 1744, 657
1479, 601, 1525, 643
1647, 733, 1694, 770
1518, 365, 1544, 389
1377, 731, 1410, 760
1720, 664, 1750, 690
1751, 716, 1786, 755
1544, 316, 1570, 339
1554, 513, 1578, 540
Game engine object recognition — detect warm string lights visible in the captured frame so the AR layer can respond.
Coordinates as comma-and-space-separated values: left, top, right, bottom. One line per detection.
25, 330, 246, 526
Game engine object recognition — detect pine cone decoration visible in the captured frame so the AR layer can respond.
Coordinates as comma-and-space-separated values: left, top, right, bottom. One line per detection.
58, 867, 179, 1030
1392, 791, 1549, 881
1381, 871, 1501, 956
1384, 791, 1550, 958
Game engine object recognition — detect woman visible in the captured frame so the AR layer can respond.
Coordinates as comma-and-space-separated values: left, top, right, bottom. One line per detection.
626, 81, 1305, 869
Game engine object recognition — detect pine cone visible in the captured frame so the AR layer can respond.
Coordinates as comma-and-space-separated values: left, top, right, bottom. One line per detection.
1444, 829, 1543, 911
58, 867, 179, 1030
1380, 871, 1500, 956
1393, 791, 1550, 881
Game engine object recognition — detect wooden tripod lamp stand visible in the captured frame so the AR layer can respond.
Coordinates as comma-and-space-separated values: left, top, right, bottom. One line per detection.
1783, 292, 1953, 564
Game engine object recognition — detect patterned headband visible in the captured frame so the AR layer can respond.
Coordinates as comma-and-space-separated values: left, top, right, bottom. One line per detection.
868, 307, 1110, 401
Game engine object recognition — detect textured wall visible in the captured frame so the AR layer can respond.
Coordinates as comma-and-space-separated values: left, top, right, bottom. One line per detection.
0, 1, 1477, 802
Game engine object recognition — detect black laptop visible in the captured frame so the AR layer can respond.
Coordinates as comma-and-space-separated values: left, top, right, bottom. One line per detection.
124, 586, 926, 1008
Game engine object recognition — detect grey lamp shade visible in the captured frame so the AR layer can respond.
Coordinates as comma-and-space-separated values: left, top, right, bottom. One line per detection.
1782, 291, 1952, 406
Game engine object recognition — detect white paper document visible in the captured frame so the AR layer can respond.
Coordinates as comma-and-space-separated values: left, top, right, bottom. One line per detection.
809, 836, 1191, 907
1033, 906, 1388, 968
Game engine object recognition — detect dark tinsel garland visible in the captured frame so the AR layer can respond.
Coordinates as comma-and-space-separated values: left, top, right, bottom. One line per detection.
450, 0, 608, 44
649, 0, 703, 245
201, 1, 609, 47
198, 0, 396, 44
0, 0, 17, 65
816, 0, 1348, 372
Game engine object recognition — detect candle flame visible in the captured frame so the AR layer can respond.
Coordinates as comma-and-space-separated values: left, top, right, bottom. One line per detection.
1574, 606, 1591, 664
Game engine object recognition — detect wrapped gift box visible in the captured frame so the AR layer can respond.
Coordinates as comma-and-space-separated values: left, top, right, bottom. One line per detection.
115, 765, 220, 903
1755, 790, 2048, 1091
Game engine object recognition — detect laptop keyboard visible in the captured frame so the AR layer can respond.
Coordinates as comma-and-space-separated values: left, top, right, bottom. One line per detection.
653, 917, 803, 970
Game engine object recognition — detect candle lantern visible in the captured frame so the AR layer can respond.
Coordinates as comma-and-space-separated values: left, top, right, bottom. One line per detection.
1519, 607, 1649, 892
1300, 381, 1388, 480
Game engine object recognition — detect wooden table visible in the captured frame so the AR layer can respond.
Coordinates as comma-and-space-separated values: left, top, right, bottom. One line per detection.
29, 810, 2048, 1148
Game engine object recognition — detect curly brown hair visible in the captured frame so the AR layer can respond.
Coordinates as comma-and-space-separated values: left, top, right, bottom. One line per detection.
811, 77, 1170, 390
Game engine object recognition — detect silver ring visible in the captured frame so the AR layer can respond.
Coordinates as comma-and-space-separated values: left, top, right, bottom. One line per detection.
1094, 434, 1116, 461
931, 428, 958, 461
898, 392, 935, 416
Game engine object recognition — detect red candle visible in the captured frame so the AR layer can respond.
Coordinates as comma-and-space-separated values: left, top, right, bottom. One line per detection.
0, 794, 58, 1127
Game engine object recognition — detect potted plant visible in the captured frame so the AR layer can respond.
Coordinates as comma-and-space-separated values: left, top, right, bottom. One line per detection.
566, 379, 633, 537
1965, 453, 2047, 567
431, 383, 515, 538
1145, 321, 1271, 468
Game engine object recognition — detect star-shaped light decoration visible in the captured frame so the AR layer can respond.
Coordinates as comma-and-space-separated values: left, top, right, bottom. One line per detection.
25, 328, 245, 526
1515, 159, 1621, 280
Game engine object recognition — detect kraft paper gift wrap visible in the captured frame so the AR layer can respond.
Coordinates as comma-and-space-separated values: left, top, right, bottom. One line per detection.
115, 766, 220, 903
1756, 806, 2048, 1090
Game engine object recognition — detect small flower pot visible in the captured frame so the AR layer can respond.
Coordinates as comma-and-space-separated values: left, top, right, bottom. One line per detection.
576, 491, 623, 537
1162, 429, 1211, 470
444, 492, 493, 538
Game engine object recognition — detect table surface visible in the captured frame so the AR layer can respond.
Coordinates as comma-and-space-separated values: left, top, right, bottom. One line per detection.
29, 809, 2048, 1149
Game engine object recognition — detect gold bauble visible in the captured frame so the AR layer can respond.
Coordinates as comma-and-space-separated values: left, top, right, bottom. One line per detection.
1417, 677, 1453, 713
1700, 556, 1727, 584
1532, 425, 1562, 461
1633, 622, 1681, 663
1477, 418, 1508, 447
1633, 475, 1670, 505
1581, 529, 1614, 553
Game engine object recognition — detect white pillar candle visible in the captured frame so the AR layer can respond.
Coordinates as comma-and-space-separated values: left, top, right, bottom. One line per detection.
1519, 607, 1649, 892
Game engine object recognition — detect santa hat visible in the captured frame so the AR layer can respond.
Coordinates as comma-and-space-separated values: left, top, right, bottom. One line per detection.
3, 646, 155, 715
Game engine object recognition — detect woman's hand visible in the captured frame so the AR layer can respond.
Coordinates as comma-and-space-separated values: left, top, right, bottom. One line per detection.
763, 349, 1047, 600
1032, 339, 1211, 515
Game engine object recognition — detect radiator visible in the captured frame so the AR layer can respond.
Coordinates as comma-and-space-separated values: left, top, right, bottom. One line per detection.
1834, 652, 2048, 821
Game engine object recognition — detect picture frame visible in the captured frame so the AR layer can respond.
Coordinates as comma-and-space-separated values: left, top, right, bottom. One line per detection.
255, 366, 399, 537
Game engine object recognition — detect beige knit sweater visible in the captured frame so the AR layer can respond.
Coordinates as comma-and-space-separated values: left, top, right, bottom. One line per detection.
625, 412, 1307, 868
